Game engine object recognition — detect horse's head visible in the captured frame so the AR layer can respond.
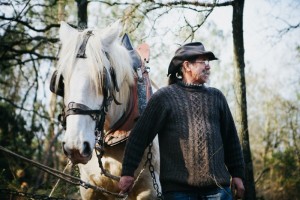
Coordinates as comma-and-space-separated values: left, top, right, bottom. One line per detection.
56, 21, 134, 164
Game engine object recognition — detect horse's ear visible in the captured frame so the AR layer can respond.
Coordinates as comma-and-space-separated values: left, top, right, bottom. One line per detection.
59, 21, 77, 43
121, 33, 134, 51
100, 20, 122, 51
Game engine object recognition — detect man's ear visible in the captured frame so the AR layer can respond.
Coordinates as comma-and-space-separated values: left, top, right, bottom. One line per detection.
182, 61, 190, 72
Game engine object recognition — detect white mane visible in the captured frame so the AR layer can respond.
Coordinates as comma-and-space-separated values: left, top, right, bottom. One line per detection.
56, 22, 134, 100
56, 21, 161, 200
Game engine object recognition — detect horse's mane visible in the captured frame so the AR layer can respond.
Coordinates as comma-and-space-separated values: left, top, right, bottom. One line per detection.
56, 26, 134, 100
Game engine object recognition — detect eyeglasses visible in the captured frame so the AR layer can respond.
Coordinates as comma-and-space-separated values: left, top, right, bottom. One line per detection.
193, 60, 209, 66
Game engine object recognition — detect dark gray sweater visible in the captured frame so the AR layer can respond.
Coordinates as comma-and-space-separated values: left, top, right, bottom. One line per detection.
121, 82, 245, 193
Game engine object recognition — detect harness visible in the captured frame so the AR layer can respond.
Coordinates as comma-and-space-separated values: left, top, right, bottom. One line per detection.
52, 30, 114, 150
49, 31, 162, 198
50, 32, 152, 146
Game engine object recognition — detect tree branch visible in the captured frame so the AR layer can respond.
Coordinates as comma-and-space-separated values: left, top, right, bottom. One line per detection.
0, 15, 60, 32
255, 167, 270, 183
0, 96, 50, 120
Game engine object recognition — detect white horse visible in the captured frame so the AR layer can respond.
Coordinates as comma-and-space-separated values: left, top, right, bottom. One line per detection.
54, 21, 160, 200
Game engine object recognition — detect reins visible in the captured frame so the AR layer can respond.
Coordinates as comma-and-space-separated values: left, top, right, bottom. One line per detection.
0, 145, 127, 199
38, 30, 162, 199
58, 31, 162, 199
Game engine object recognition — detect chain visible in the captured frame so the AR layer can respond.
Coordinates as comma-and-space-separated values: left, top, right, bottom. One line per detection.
115, 143, 158, 200
94, 134, 146, 200
94, 137, 163, 200
95, 128, 121, 181
145, 143, 163, 200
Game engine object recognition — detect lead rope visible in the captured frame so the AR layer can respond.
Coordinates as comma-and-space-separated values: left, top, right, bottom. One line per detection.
95, 139, 163, 199
49, 160, 72, 197
0, 145, 127, 198
112, 143, 161, 200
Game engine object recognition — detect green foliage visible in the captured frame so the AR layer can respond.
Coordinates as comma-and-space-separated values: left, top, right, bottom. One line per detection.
0, 103, 36, 149
250, 71, 300, 199
0, 102, 36, 190
0, 0, 66, 196
264, 148, 300, 199
273, 148, 299, 184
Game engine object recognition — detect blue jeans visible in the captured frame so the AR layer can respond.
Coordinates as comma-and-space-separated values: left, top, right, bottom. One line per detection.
163, 187, 232, 200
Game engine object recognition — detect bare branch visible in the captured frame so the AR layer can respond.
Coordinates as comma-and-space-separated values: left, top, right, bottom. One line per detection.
93, 0, 233, 7
0, 96, 50, 120
279, 21, 300, 35
0, 15, 60, 32
255, 167, 270, 183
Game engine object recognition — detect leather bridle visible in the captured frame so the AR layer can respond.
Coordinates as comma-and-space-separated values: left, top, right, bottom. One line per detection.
61, 98, 110, 136
51, 30, 162, 197
58, 30, 117, 145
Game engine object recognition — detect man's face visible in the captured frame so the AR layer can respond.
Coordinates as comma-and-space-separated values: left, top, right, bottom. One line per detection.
188, 58, 210, 84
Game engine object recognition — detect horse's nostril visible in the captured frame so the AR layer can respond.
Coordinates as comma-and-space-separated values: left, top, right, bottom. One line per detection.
82, 142, 91, 156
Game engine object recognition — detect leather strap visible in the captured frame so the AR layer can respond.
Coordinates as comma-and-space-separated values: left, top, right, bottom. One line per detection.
104, 78, 140, 146
77, 30, 93, 58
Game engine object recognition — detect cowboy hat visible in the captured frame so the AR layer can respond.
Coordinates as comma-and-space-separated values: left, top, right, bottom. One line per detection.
168, 42, 218, 76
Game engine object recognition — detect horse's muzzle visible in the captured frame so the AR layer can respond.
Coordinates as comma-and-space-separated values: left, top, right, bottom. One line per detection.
62, 142, 92, 164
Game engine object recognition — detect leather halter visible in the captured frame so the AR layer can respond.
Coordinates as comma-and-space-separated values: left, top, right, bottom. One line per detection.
54, 31, 152, 146
77, 30, 93, 58
57, 30, 115, 142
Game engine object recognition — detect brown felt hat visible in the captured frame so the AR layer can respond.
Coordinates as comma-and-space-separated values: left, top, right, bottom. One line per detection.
168, 42, 218, 76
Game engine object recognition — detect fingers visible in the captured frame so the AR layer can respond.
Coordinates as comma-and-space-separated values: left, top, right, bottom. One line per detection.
236, 185, 245, 199
231, 177, 245, 199
118, 176, 135, 194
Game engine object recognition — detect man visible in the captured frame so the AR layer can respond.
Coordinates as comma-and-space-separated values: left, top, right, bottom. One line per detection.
118, 42, 245, 199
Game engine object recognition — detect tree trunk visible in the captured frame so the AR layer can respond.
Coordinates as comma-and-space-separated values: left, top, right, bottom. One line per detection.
232, 0, 256, 199
76, 0, 88, 28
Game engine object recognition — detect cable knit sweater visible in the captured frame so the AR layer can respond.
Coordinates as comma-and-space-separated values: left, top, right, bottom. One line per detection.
121, 82, 245, 193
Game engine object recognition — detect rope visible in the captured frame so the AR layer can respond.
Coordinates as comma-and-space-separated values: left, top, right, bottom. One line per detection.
0, 145, 127, 199
49, 160, 72, 197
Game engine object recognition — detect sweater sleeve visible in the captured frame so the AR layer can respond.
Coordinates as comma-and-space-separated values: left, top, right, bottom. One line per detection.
219, 91, 245, 180
121, 90, 168, 176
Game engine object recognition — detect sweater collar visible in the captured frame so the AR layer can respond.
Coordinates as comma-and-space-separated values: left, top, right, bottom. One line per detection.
177, 81, 206, 89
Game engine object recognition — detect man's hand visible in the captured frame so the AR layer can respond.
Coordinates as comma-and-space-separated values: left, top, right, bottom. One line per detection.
118, 176, 135, 194
231, 177, 245, 199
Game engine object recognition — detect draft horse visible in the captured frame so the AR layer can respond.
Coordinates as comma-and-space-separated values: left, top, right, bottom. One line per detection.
50, 21, 160, 200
